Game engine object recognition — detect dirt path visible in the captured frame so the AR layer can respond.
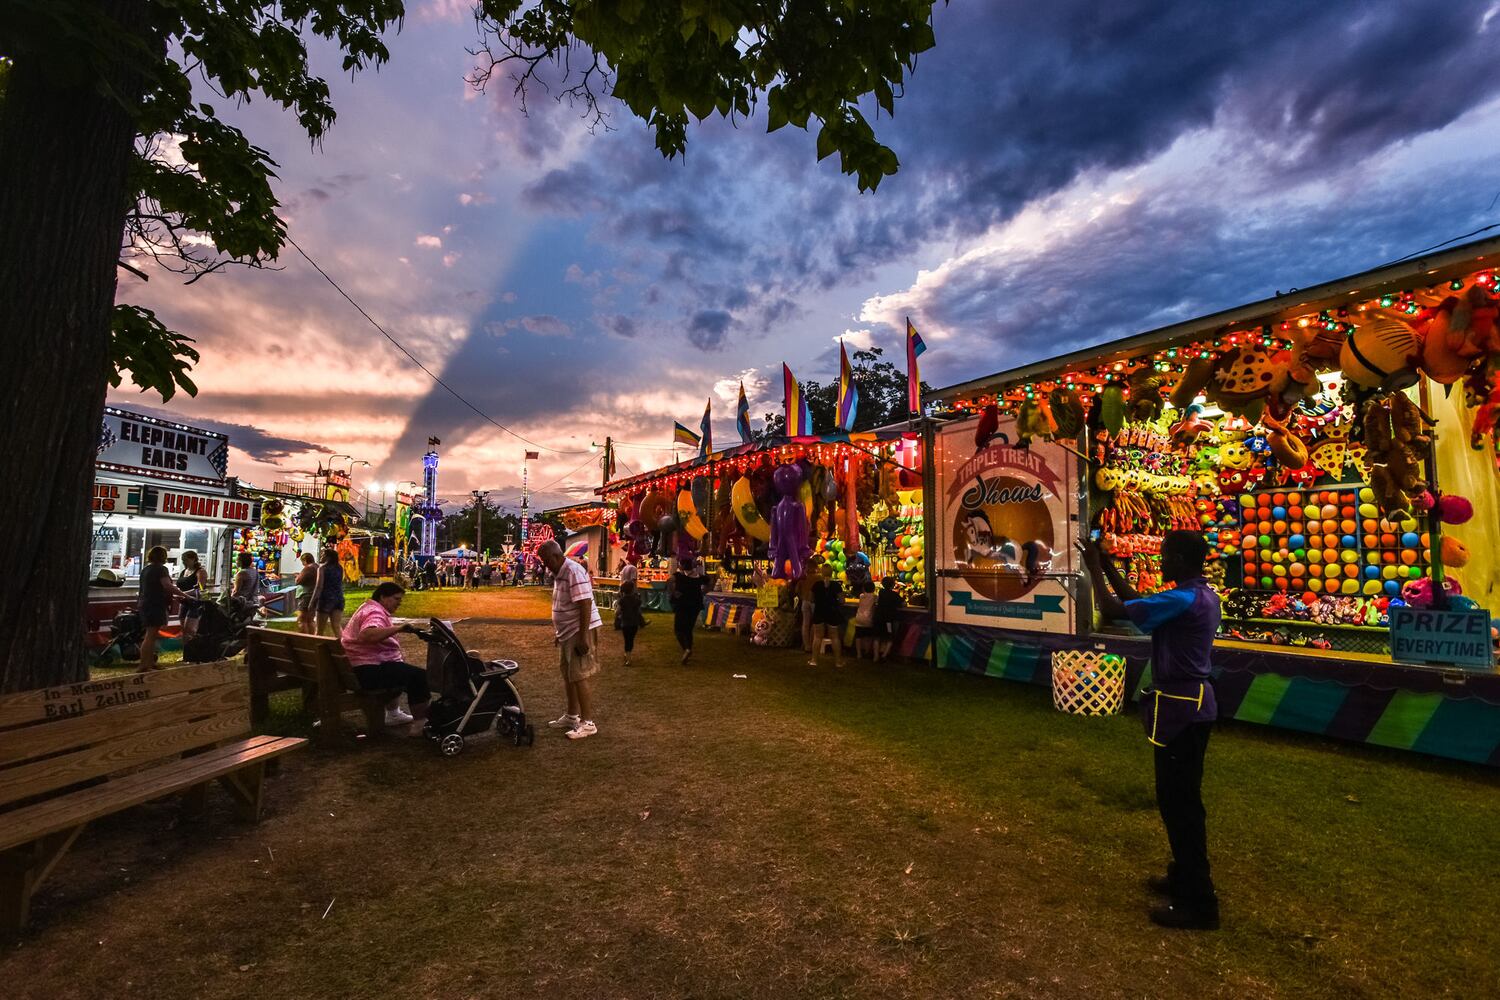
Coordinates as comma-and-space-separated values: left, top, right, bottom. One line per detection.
4, 598, 1494, 998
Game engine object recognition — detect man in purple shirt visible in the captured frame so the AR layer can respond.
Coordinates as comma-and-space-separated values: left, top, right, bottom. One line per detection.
1081, 530, 1220, 931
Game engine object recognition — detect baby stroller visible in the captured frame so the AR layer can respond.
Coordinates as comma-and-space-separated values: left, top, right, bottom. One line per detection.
182, 595, 262, 663
96, 609, 145, 665
411, 617, 534, 756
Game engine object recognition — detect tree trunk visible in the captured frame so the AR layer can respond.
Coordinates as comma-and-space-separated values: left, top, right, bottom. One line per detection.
0, 0, 152, 691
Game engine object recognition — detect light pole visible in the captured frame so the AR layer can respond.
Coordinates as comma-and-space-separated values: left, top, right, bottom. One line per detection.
471, 489, 492, 556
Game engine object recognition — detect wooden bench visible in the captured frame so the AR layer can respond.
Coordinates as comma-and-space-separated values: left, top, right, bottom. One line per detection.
242, 627, 403, 745
0, 661, 306, 934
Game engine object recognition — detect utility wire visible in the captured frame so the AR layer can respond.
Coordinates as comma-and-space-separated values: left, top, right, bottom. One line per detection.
287, 236, 591, 456
1380, 222, 1500, 268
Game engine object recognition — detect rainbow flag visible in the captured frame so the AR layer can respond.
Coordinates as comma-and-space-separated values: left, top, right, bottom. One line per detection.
736, 381, 753, 443
698, 398, 712, 457
906, 318, 927, 415
673, 421, 700, 448
783, 363, 811, 436
836, 340, 859, 431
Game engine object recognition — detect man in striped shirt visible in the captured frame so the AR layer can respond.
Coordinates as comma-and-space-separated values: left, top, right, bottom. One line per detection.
540, 540, 603, 740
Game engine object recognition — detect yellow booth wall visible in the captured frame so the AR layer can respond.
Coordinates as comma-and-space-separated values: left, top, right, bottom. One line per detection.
1426, 377, 1500, 615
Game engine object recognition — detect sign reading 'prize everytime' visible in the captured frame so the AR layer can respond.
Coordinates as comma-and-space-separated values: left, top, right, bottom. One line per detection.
1388, 606, 1494, 671
97, 407, 230, 487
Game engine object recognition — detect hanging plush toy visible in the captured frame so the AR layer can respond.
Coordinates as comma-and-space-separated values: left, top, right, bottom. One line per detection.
1098, 383, 1127, 435
1049, 387, 1086, 438
1260, 414, 1310, 469
1125, 366, 1167, 421
1207, 346, 1277, 421
1015, 399, 1057, 447
1168, 354, 1217, 409
1167, 403, 1213, 446
768, 464, 811, 579
1362, 393, 1434, 515
1340, 314, 1419, 390
974, 403, 1000, 452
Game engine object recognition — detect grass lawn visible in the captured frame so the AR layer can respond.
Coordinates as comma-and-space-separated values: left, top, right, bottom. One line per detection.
7, 587, 1497, 998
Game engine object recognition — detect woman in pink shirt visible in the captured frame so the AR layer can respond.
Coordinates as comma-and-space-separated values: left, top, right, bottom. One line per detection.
341, 582, 431, 735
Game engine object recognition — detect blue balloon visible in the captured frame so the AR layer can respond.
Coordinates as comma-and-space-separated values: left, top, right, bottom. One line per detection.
1364, 566, 1379, 579
1272, 506, 1287, 519
1289, 534, 1306, 549
1341, 535, 1356, 548
1385, 582, 1403, 597
853, 551, 870, 565
1401, 532, 1420, 548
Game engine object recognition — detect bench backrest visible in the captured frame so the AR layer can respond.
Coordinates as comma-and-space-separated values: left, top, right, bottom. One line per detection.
243, 627, 358, 690
0, 661, 248, 811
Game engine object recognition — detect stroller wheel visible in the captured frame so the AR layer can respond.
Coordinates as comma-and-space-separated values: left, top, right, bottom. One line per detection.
439, 733, 465, 757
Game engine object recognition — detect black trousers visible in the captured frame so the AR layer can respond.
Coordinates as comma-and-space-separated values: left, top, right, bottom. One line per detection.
1154, 722, 1216, 907
354, 661, 431, 706
622, 625, 639, 653
673, 609, 697, 650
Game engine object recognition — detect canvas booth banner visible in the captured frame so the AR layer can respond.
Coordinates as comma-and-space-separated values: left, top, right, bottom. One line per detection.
933, 415, 1080, 633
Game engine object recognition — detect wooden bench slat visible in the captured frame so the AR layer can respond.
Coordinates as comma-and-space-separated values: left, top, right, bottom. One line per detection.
0, 709, 250, 808
0, 661, 243, 731
0, 682, 247, 768
0, 736, 304, 853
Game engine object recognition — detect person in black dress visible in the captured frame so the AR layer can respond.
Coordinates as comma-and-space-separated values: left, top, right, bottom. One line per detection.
873, 576, 905, 662
615, 564, 646, 666
175, 549, 209, 641
668, 556, 712, 664
137, 545, 189, 672
809, 562, 846, 668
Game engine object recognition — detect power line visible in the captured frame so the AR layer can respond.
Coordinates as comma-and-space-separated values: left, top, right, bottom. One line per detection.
1380, 222, 1500, 268
287, 235, 591, 456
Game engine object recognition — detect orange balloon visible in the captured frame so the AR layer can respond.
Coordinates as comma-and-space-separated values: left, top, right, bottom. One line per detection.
1324, 578, 1340, 593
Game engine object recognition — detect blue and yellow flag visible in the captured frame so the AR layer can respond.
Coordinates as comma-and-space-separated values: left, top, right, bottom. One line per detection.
906, 317, 928, 415
736, 381, 753, 443
673, 421, 700, 448
698, 398, 712, 457
837, 341, 859, 431
783, 363, 811, 436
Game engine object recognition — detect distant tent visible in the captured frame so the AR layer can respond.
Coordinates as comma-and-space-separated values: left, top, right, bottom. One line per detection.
437, 547, 475, 559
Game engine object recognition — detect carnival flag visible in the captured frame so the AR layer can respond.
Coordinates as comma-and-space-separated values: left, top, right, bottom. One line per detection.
524, 450, 540, 460
783, 363, 810, 437
699, 398, 712, 457
836, 340, 860, 431
906, 317, 928, 415
673, 421, 701, 448
736, 381, 753, 443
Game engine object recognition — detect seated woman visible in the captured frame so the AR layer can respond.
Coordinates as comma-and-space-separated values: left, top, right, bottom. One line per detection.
340, 582, 431, 735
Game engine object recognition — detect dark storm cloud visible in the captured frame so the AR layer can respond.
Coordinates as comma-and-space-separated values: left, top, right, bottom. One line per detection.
596, 313, 639, 338
687, 309, 733, 351
518, 0, 1500, 313
112, 401, 325, 463
911, 163, 1500, 387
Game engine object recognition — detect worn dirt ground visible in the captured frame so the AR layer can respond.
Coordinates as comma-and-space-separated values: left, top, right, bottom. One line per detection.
4, 587, 1497, 999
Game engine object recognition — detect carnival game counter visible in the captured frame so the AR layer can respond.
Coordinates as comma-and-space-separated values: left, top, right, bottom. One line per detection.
932, 622, 1500, 767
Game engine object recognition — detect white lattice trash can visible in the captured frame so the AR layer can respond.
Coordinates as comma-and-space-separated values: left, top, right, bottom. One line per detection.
1050, 650, 1126, 716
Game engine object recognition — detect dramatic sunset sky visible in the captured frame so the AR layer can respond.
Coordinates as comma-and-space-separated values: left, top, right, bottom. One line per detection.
118, 1, 1500, 513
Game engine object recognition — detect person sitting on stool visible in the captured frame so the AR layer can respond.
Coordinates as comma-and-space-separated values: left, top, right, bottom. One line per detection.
1080, 530, 1221, 931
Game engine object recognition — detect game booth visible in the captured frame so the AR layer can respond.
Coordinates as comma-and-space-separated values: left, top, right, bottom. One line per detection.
596, 431, 932, 652
924, 236, 1500, 767
231, 485, 365, 596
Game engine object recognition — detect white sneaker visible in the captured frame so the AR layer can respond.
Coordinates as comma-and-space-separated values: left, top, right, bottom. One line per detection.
384, 707, 414, 726
566, 720, 597, 740
548, 713, 579, 728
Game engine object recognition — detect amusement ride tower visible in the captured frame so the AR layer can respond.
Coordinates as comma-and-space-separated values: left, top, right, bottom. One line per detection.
418, 438, 442, 559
